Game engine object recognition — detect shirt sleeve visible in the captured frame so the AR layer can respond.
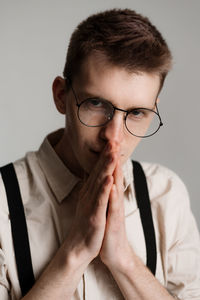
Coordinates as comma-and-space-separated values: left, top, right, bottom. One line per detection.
165, 173, 200, 300
0, 248, 10, 300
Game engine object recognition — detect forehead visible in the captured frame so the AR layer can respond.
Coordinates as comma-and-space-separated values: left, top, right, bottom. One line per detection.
74, 54, 160, 108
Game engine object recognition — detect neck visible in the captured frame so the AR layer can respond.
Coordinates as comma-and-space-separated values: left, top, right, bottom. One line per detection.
54, 132, 84, 179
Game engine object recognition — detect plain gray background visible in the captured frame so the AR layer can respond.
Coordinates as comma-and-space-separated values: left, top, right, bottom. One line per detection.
0, 0, 199, 229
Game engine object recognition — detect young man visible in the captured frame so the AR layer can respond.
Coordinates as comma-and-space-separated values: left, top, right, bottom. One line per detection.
0, 8, 200, 300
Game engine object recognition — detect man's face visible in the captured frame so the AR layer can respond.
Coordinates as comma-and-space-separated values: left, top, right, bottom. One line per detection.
63, 55, 160, 176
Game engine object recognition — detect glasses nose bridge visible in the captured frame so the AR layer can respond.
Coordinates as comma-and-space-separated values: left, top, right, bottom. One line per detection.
105, 106, 127, 140
112, 105, 128, 121
103, 106, 126, 143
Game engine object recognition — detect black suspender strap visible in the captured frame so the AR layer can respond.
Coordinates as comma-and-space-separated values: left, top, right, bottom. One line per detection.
132, 160, 157, 275
0, 163, 35, 296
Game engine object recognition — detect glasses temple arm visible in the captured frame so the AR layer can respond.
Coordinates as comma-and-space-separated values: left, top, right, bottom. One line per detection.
155, 103, 163, 126
64, 76, 80, 107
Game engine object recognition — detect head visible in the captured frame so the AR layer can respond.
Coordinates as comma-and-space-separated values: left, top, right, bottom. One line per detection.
64, 8, 172, 92
53, 8, 172, 176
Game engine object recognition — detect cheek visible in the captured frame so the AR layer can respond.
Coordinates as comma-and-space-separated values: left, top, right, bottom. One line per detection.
122, 136, 141, 160
66, 110, 96, 150
66, 102, 82, 138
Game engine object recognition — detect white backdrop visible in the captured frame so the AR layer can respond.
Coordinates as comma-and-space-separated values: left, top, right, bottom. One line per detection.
0, 0, 200, 229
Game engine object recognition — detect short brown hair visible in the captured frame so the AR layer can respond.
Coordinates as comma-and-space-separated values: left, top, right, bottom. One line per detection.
63, 8, 172, 90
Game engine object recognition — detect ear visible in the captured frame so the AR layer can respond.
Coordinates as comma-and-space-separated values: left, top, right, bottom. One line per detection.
52, 76, 67, 114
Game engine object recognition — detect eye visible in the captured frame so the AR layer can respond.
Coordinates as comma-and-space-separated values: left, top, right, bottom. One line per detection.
83, 98, 111, 112
129, 109, 145, 120
86, 98, 104, 108
89, 99, 102, 106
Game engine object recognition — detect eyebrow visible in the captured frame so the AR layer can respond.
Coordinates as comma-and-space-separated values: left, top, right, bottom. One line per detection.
77, 90, 156, 111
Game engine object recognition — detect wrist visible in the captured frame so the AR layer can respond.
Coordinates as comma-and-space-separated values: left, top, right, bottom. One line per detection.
59, 242, 93, 275
103, 245, 136, 274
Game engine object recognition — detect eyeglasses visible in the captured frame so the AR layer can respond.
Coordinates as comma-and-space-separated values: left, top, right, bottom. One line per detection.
68, 81, 163, 138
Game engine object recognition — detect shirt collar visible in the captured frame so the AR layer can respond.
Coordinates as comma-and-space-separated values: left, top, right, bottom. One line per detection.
122, 159, 138, 217
37, 129, 80, 203
36, 128, 134, 205
123, 158, 133, 191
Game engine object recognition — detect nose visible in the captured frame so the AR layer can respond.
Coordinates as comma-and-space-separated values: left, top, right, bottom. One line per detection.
99, 110, 125, 144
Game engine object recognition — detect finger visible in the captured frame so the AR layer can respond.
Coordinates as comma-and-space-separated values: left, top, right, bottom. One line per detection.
92, 175, 114, 222
107, 183, 120, 218
89, 151, 120, 205
94, 142, 118, 177
113, 158, 124, 195
81, 142, 110, 193
81, 157, 114, 202
86, 142, 119, 193
80, 142, 119, 208
107, 159, 125, 219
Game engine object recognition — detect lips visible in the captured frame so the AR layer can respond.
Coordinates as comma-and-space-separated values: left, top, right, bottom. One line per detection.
90, 147, 104, 157
90, 148, 124, 159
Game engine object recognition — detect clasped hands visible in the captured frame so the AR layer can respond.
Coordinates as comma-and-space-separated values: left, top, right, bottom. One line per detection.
66, 141, 133, 271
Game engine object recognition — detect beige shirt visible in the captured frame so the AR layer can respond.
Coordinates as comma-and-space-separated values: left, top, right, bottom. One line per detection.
0, 129, 200, 300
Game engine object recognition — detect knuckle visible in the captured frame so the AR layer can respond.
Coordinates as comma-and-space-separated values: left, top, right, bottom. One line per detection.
96, 175, 103, 186
88, 214, 101, 229
97, 196, 106, 207
101, 182, 109, 194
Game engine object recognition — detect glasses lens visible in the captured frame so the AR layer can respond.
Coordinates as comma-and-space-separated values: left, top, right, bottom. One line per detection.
126, 108, 161, 137
78, 98, 113, 126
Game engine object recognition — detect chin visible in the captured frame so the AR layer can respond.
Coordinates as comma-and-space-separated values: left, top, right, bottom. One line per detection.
79, 157, 97, 176
86, 159, 98, 174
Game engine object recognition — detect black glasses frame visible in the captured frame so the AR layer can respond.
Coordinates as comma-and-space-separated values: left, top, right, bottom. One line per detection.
66, 78, 163, 138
